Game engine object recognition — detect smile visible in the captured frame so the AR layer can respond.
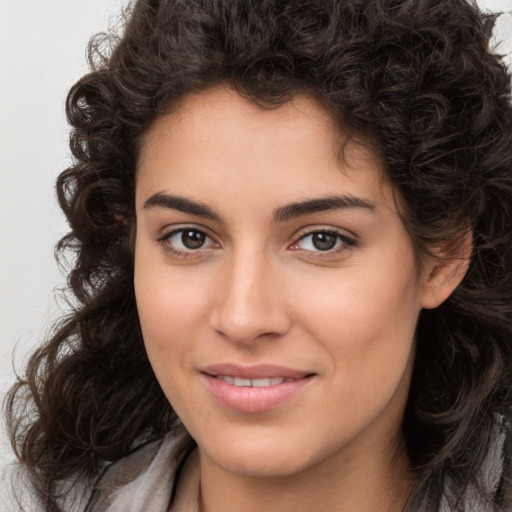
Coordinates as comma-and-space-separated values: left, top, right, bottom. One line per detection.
215, 376, 297, 387
201, 365, 315, 413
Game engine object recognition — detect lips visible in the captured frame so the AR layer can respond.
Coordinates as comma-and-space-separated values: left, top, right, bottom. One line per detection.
215, 376, 295, 387
201, 364, 315, 413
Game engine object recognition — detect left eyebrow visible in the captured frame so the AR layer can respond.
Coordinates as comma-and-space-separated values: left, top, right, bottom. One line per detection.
273, 195, 376, 222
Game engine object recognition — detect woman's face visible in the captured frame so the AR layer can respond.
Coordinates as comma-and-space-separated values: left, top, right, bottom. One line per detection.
134, 88, 434, 478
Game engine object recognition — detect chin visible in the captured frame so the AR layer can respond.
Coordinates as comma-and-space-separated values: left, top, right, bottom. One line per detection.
195, 427, 324, 478
210, 449, 312, 478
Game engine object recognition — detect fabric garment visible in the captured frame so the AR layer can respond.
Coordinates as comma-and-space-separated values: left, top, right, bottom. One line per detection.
84, 422, 508, 512
85, 427, 199, 512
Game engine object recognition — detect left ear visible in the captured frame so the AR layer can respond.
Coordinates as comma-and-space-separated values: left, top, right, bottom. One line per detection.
420, 230, 473, 309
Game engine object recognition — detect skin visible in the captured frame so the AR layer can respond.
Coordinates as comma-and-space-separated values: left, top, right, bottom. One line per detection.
134, 87, 463, 512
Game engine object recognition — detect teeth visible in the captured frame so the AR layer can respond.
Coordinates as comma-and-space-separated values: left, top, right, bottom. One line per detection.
252, 377, 285, 387
217, 376, 287, 387
234, 377, 252, 387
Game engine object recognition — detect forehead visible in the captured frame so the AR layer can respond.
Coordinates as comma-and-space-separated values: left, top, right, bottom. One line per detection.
140, 88, 338, 163
136, 87, 391, 210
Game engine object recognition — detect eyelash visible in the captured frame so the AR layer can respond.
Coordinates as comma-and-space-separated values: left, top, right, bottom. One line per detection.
157, 226, 357, 259
288, 228, 356, 258
157, 226, 218, 258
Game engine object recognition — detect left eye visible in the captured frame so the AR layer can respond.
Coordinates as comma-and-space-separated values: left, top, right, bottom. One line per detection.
161, 229, 216, 251
295, 231, 351, 252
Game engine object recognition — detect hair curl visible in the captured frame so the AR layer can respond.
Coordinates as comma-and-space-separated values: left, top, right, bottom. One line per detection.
5, 0, 512, 510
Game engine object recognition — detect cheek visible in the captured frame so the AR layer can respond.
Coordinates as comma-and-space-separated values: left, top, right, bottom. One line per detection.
293, 247, 421, 383
295, 268, 419, 438
298, 270, 419, 343
134, 253, 211, 374
134, 270, 211, 427
134, 264, 221, 429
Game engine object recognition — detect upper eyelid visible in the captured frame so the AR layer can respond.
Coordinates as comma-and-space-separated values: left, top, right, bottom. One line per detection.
157, 223, 217, 240
291, 225, 357, 242
293, 232, 355, 249
299, 231, 353, 243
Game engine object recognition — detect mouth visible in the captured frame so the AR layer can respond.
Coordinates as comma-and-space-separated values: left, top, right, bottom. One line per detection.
212, 376, 299, 387
200, 364, 316, 413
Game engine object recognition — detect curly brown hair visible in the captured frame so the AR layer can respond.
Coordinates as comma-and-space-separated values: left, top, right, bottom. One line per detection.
5, 0, 512, 510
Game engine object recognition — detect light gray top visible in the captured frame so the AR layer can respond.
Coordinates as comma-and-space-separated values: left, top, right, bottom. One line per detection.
84, 423, 507, 512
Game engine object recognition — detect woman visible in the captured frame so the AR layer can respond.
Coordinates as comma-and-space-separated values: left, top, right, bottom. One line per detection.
5, 0, 512, 510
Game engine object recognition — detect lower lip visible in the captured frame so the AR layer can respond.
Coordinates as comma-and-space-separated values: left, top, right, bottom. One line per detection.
201, 374, 314, 413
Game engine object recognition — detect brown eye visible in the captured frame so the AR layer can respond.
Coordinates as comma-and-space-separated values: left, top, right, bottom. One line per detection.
290, 229, 356, 256
181, 230, 206, 249
311, 232, 338, 251
159, 228, 217, 255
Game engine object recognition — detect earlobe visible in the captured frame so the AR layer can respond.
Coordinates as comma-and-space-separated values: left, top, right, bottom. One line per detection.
420, 231, 473, 310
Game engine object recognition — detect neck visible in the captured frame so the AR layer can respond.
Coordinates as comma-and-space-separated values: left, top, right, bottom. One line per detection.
197, 439, 415, 512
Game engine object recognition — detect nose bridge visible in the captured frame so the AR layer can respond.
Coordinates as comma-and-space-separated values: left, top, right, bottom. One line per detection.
211, 244, 289, 343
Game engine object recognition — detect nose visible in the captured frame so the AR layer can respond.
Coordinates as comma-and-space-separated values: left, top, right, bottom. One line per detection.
209, 250, 291, 344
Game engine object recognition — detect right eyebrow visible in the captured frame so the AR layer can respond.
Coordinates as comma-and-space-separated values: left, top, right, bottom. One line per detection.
142, 192, 223, 222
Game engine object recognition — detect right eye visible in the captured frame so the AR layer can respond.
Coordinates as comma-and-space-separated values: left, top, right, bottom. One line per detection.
158, 228, 218, 256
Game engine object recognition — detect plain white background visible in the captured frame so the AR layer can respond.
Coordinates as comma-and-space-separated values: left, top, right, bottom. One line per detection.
0, 0, 511, 496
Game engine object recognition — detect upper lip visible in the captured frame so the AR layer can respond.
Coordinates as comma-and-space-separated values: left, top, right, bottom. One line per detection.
201, 363, 314, 380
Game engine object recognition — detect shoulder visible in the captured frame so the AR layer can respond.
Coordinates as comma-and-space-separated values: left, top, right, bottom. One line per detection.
85, 427, 194, 512
440, 413, 512, 512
